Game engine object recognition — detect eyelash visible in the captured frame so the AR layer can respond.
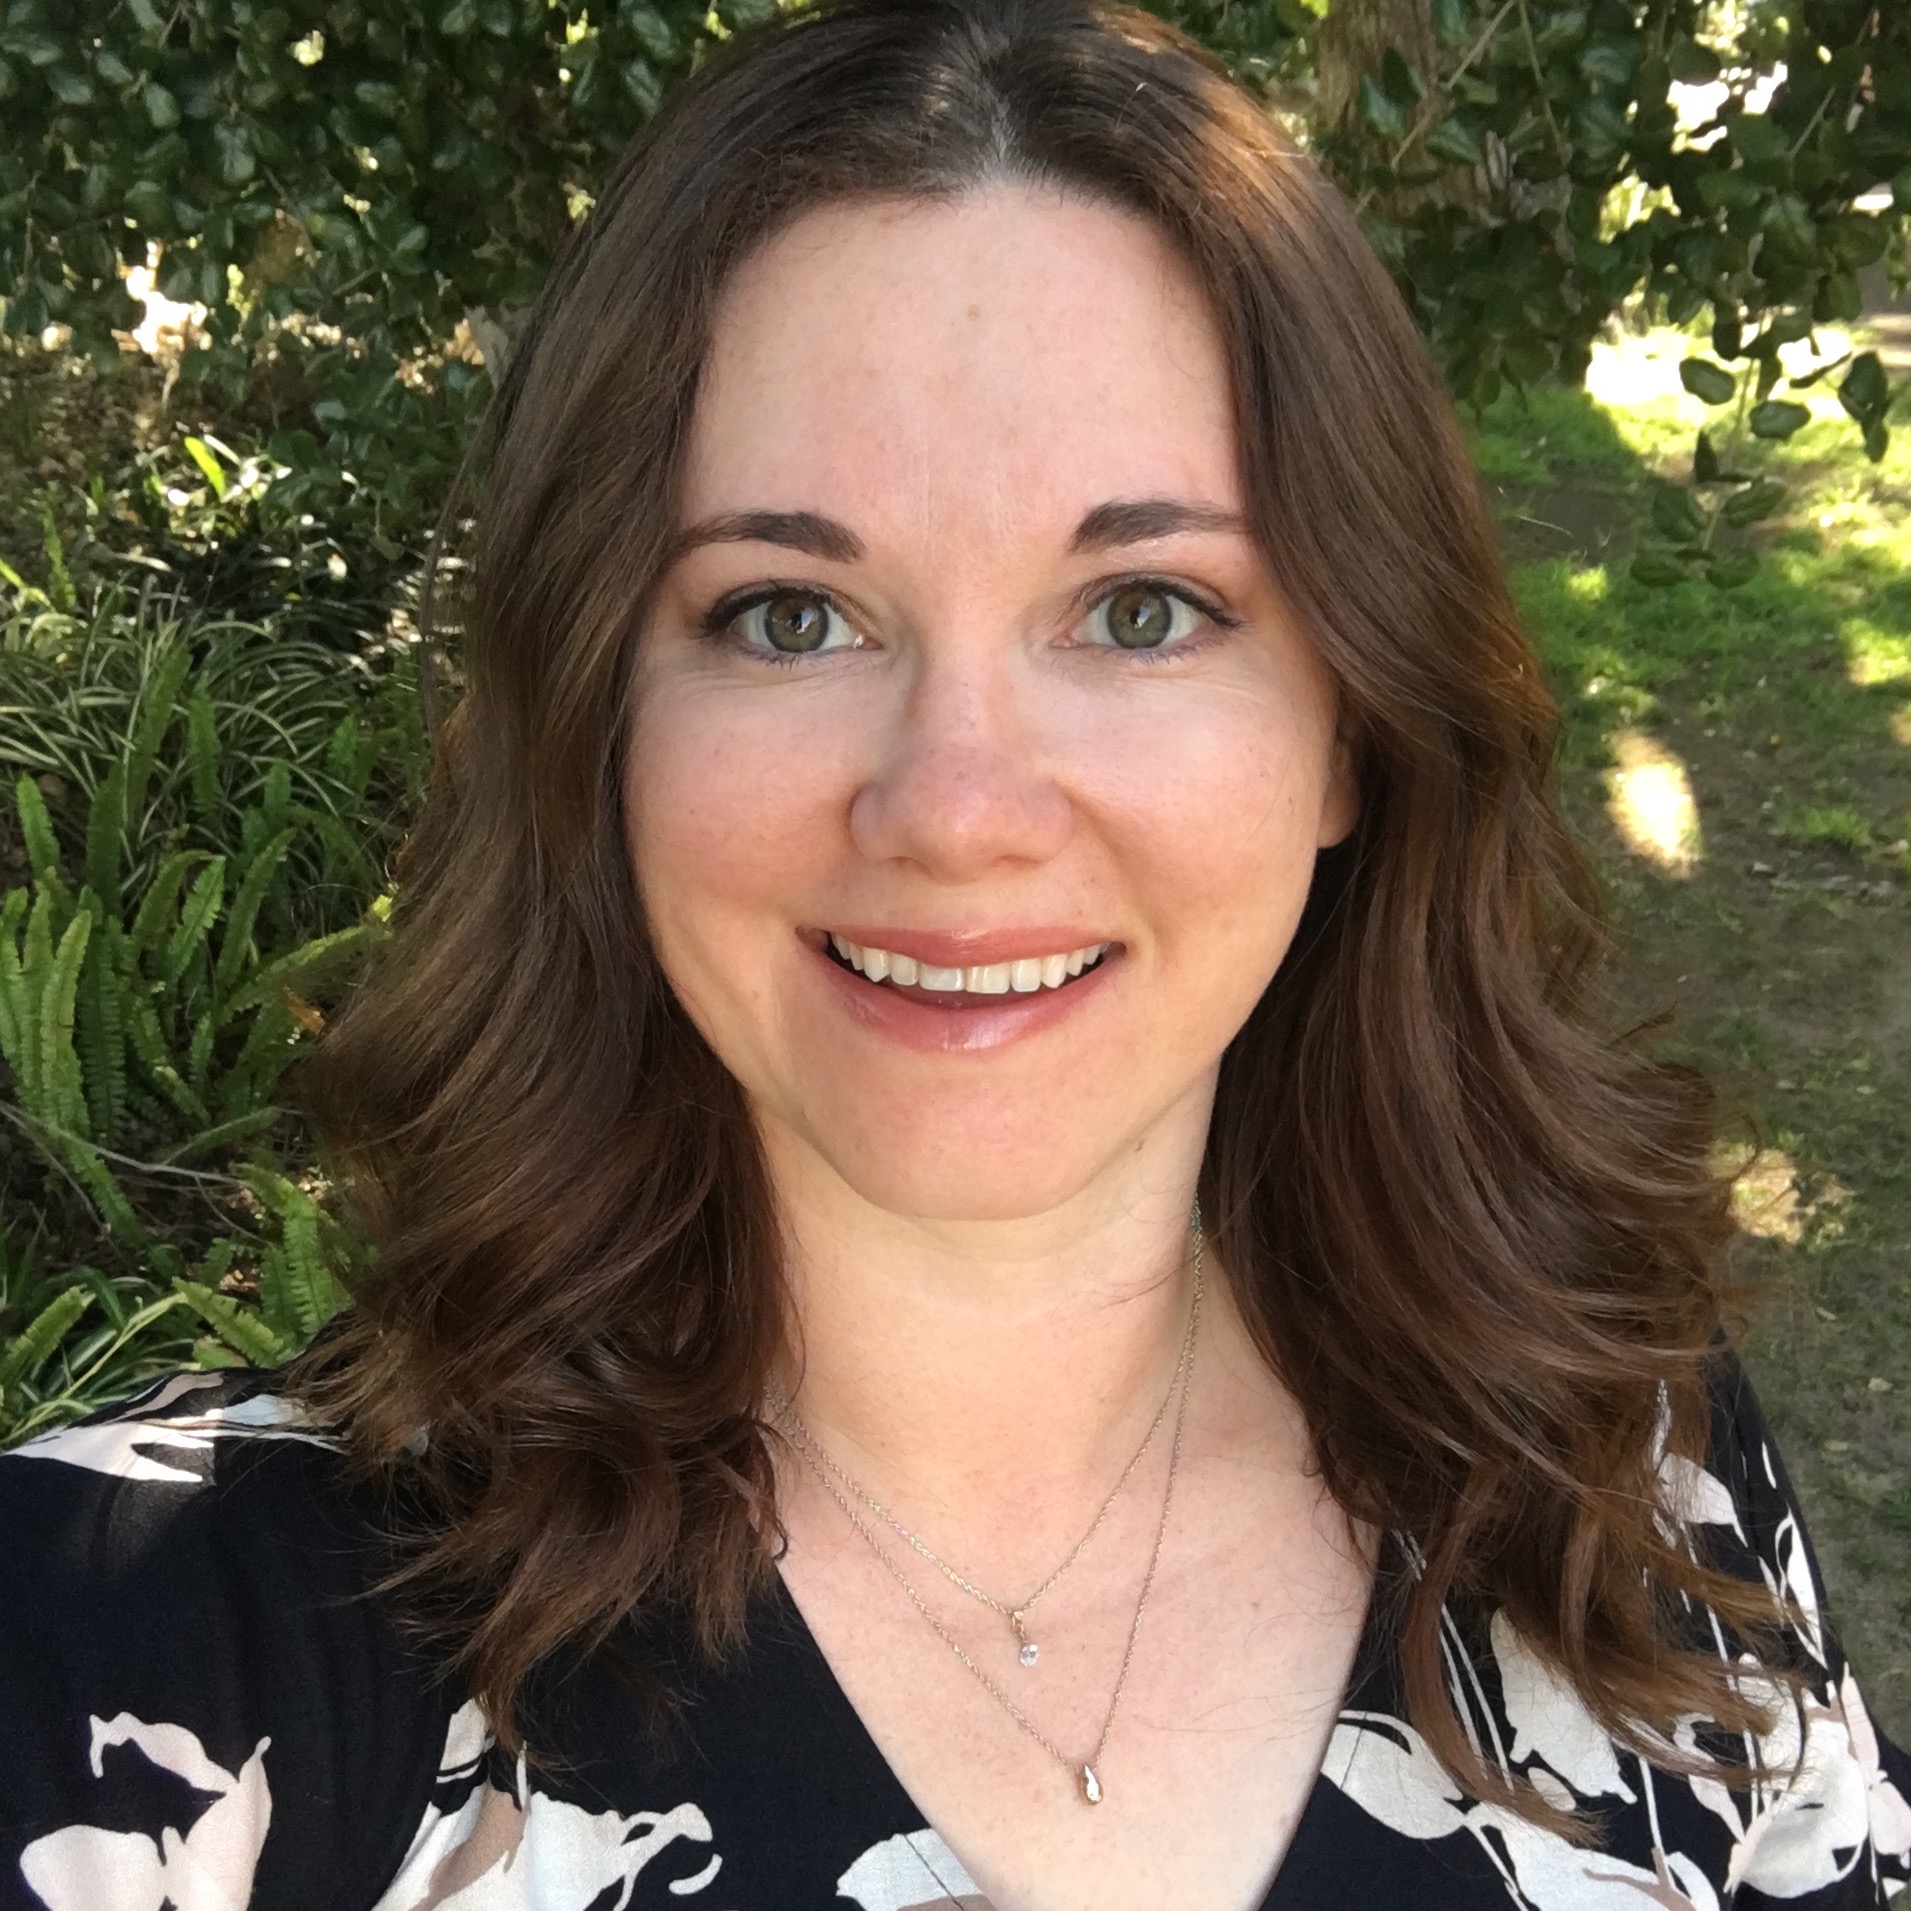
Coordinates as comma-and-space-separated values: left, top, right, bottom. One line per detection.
697, 574, 1242, 666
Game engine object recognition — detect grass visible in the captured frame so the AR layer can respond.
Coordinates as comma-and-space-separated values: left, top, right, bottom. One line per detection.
1475, 330, 1911, 1737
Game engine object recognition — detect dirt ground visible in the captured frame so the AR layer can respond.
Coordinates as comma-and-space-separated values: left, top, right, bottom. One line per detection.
1482, 342, 1911, 1735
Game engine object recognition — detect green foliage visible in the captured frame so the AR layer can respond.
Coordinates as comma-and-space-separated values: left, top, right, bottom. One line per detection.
0, 584, 409, 1447
0, 0, 769, 539
2, 0, 1903, 575
1297, 0, 1909, 586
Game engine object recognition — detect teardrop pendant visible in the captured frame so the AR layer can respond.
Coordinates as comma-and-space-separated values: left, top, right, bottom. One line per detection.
1080, 1763, 1103, 1805
1011, 1610, 1037, 1668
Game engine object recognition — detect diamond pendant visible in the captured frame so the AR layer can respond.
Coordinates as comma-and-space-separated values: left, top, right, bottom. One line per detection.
1080, 1764, 1103, 1805
1010, 1609, 1037, 1668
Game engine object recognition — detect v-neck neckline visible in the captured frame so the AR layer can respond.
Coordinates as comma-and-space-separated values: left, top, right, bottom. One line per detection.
758, 1550, 1393, 1910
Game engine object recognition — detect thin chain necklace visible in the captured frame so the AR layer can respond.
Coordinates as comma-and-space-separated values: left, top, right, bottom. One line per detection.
772, 1218, 1204, 1807
782, 1253, 1195, 1671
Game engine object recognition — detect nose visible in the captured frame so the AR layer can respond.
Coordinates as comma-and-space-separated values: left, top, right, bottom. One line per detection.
847, 643, 1073, 881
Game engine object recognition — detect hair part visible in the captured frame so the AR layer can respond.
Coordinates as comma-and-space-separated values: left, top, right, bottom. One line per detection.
295, 0, 1795, 1828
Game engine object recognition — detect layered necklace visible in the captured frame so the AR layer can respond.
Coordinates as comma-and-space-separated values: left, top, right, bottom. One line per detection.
770, 1212, 1205, 1807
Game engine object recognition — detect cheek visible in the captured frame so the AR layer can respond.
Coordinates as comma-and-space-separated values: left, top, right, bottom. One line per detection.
623, 683, 849, 985
1063, 686, 1339, 980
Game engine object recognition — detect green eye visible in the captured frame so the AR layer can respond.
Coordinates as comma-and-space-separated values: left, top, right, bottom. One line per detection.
742, 590, 843, 654
1093, 585, 1200, 651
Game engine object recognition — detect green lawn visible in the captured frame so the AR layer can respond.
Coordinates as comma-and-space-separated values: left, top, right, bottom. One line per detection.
1476, 333, 1911, 1735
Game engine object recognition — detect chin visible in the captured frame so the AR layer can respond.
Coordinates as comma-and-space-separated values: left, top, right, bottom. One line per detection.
795, 1116, 1125, 1226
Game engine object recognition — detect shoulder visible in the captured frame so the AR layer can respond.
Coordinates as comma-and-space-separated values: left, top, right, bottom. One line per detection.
0, 1371, 467, 1911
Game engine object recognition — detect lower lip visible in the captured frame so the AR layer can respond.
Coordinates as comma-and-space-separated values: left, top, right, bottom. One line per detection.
808, 942, 1118, 1053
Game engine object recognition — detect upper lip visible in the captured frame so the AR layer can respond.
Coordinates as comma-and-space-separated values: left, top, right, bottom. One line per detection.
816, 926, 1116, 967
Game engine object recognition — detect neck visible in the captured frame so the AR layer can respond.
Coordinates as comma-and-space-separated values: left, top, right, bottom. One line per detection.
764, 1129, 1211, 1562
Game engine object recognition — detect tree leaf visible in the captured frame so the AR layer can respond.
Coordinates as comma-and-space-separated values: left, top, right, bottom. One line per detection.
1630, 551, 1695, 588
1748, 400, 1810, 440
1423, 114, 1484, 167
1840, 352, 1889, 428
1358, 75, 1409, 142
1649, 483, 1708, 542
1430, 0, 1471, 49
1678, 358, 1737, 406
1721, 478, 1786, 526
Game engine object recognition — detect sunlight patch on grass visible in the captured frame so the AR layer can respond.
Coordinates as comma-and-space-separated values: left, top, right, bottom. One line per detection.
1846, 626, 1911, 689
1891, 706, 1911, 749
1717, 1143, 1853, 1247
1604, 728, 1702, 876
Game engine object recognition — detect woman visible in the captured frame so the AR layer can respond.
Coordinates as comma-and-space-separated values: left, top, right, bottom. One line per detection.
1, 2, 1904, 1906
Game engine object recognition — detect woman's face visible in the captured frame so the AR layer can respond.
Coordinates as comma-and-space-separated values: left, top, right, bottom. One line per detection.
627, 185, 1356, 1223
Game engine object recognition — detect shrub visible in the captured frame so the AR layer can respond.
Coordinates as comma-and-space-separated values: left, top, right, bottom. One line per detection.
0, 579, 423, 1444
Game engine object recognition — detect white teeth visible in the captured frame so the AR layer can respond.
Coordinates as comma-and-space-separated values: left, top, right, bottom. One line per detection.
830, 936, 1109, 994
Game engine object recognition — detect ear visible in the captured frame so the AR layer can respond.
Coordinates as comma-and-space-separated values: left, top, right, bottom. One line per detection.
1316, 725, 1362, 850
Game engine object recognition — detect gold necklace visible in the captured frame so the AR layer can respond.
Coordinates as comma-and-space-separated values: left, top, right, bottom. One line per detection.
772, 1218, 1204, 1807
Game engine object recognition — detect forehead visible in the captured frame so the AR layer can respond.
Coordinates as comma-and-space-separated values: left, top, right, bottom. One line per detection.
681, 185, 1241, 545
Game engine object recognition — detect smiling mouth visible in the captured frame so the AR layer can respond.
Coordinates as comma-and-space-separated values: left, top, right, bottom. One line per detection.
826, 933, 1111, 997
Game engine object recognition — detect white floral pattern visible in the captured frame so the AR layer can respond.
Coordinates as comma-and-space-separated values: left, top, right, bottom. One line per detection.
18, 1715, 272, 1911
3, 1367, 1907, 1910
1322, 1421, 1911, 1908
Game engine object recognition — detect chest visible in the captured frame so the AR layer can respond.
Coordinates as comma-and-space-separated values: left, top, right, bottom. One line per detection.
777, 1465, 1376, 1911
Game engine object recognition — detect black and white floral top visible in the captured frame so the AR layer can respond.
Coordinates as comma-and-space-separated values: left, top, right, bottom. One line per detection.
0, 1361, 1906, 1910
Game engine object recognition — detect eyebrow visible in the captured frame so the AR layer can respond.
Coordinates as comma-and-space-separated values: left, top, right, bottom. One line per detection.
667, 497, 1248, 566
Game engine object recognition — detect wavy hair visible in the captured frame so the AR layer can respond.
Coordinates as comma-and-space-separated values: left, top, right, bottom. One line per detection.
296, 0, 1792, 1821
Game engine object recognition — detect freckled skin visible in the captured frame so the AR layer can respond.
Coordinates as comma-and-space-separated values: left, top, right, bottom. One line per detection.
627, 186, 1357, 1227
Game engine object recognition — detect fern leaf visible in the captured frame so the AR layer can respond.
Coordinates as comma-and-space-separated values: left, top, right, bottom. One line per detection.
296, 805, 383, 894
322, 715, 363, 797
123, 644, 192, 839
127, 992, 208, 1124
62, 1136, 145, 1245
157, 1106, 281, 1167
186, 688, 220, 826
279, 1192, 343, 1348
195, 1238, 240, 1289
259, 760, 292, 840
213, 826, 296, 1002
128, 852, 196, 958
219, 921, 374, 1024
76, 908, 127, 1144
219, 996, 297, 1111
14, 773, 58, 885
0, 887, 28, 1081
83, 764, 127, 908
14, 891, 56, 1114
161, 857, 225, 989
0, 1287, 93, 1391
39, 911, 93, 1138
186, 1008, 215, 1098
172, 1278, 291, 1368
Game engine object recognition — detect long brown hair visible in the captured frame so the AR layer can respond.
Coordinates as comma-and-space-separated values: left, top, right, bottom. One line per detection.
297, 0, 1790, 1820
